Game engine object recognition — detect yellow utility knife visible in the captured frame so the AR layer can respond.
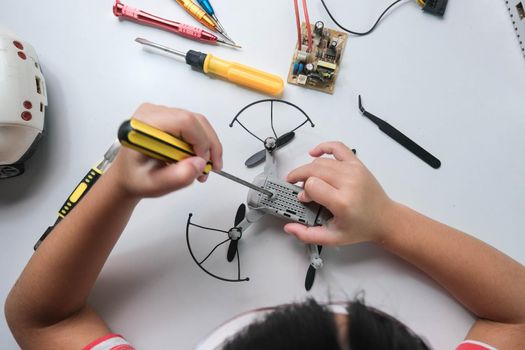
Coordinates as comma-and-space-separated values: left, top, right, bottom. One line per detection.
34, 142, 121, 250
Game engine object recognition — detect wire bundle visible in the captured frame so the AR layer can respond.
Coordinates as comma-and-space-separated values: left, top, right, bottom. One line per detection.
293, 0, 313, 51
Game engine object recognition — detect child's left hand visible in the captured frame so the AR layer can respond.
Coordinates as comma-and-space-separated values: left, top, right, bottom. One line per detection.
108, 103, 223, 199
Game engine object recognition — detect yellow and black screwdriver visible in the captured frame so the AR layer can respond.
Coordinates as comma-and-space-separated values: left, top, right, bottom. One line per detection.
33, 120, 271, 250
118, 118, 273, 197
135, 38, 284, 97
34, 141, 121, 250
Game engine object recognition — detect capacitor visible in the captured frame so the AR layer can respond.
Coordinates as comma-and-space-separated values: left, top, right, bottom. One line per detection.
298, 63, 304, 75
314, 21, 324, 36
305, 63, 315, 74
293, 62, 300, 75
329, 39, 338, 49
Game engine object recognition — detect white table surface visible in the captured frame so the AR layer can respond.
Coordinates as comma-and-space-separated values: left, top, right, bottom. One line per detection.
2, 0, 525, 348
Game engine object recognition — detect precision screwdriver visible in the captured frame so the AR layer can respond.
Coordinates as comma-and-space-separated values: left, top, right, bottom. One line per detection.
174, 0, 236, 45
118, 119, 273, 197
196, 0, 230, 40
136, 38, 284, 96
113, 0, 238, 48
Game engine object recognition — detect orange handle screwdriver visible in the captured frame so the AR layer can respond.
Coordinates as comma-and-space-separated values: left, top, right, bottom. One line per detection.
176, 0, 216, 30
175, 0, 236, 44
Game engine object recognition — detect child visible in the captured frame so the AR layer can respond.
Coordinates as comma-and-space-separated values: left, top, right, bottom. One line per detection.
5, 104, 525, 349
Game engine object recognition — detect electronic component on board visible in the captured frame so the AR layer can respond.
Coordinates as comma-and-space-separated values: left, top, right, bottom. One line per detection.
288, 22, 348, 94
314, 21, 324, 36
421, 0, 448, 16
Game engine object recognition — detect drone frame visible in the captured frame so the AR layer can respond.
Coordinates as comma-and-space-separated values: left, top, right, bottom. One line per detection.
186, 99, 325, 290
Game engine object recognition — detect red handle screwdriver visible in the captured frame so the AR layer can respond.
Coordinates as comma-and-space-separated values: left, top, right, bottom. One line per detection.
113, 0, 240, 49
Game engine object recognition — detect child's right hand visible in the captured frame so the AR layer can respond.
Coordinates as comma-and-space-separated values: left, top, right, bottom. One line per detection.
284, 141, 395, 246
108, 103, 223, 199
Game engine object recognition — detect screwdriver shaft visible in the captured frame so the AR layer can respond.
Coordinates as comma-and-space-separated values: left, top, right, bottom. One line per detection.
135, 38, 186, 58
213, 170, 273, 197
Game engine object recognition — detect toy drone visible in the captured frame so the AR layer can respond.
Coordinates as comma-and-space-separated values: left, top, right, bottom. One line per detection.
186, 99, 332, 291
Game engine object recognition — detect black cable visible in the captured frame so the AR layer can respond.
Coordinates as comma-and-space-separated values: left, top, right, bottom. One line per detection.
320, 0, 406, 36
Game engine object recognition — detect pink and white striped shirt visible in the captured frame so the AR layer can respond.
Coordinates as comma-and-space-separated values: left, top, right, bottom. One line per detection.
84, 333, 497, 349
83, 334, 134, 350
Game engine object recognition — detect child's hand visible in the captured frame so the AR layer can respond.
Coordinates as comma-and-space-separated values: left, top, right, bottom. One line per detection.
109, 103, 223, 199
284, 141, 394, 246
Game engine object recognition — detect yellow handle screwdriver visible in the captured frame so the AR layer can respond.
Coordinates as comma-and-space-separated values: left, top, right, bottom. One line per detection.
136, 38, 284, 96
118, 118, 273, 197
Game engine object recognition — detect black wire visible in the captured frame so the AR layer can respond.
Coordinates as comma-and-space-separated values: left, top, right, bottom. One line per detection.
320, 0, 406, 36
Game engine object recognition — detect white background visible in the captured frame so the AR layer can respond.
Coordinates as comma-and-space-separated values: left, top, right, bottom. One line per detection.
1, 0, 525, 348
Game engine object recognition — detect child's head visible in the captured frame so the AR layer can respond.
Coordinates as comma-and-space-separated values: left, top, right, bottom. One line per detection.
223, 298, 430, 350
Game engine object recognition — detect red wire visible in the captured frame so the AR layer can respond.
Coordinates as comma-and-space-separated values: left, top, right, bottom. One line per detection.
293, 0, 302, 50
301, 0, 313, 51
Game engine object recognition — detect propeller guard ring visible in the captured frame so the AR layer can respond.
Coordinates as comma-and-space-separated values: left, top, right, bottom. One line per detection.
186, 213, 250, 283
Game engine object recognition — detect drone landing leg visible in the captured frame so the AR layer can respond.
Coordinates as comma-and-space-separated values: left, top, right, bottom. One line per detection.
305, 244, 323, 291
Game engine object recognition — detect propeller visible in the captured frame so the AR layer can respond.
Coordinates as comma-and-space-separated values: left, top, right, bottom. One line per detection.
227, 204, 246, 262
305, 245, 323, 291
234, 203, 246, 226
245, 132, 295, 168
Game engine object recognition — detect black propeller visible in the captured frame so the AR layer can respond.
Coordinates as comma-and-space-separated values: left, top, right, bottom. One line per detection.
234, 203, 246, 227
227, 204, 246, 262
305, 245, 323, 291
245, 132, 295, 168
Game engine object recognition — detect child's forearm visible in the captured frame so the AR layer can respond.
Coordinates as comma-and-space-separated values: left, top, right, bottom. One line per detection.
379, 202, 525, 324
6, 165, 139, 328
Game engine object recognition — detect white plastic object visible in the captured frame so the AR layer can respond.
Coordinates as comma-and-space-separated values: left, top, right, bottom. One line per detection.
0, 26, 47, 178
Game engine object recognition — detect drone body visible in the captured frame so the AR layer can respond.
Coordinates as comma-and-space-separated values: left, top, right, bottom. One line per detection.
186, 99, 328, 290
238, 145, 330, 290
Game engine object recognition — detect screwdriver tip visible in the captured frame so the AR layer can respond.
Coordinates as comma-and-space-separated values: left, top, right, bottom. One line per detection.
216, 30, 236, 45
217, 39, 242, 49
135, 37, 149, 45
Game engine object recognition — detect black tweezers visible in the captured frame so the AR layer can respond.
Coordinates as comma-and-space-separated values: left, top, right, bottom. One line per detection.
358, 95, 441, 169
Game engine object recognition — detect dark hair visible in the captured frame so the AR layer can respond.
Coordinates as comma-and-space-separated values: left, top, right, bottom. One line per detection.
223, 299, 341, 350
224, 298, 430, 350
348, 299, 430, 349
